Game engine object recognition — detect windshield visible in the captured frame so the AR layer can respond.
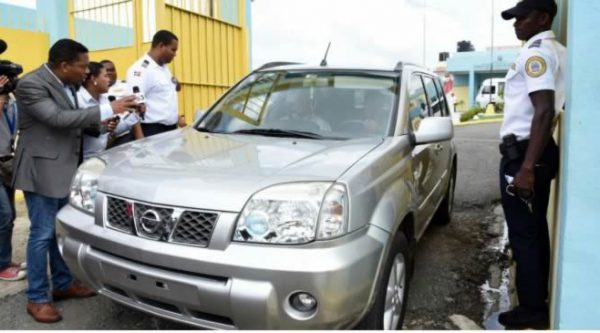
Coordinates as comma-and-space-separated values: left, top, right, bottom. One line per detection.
197, 71, 399, 139
482, 85, 496, 94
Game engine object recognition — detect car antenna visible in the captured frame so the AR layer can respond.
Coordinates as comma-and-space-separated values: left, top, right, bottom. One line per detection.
320, 42, 331, 67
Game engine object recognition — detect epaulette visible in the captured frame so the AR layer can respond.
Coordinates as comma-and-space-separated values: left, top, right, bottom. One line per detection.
529, 39, 542, 48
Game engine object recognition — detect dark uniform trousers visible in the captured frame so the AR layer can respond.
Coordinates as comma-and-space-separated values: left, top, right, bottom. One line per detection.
499, 138, 559, 310
141, 123, 177, 137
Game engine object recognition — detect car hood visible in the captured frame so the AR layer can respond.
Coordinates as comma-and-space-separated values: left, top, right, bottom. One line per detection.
98, 128, 383, 212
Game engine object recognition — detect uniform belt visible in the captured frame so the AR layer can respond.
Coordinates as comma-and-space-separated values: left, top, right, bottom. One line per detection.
499, 137, 529, 158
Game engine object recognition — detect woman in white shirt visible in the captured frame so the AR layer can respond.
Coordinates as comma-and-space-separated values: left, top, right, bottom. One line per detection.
78, 62, 118, 160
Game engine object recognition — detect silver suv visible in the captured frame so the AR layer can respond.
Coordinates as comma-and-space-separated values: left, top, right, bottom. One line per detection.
57, 62, 456, 329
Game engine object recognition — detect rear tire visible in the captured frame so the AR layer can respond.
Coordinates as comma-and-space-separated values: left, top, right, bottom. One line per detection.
355, 232, 410, 330
433, 164, 456, 225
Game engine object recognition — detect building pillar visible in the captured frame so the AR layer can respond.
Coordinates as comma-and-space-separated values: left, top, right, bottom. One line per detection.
36, 0, 68, 44
554, 0, 600, 329
468, 69, 476, 108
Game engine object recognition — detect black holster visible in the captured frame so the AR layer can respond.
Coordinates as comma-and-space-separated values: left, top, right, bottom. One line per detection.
499, 134, 528, 161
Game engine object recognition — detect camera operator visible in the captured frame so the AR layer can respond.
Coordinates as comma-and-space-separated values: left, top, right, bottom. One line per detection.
0, 39, 23, 95
0, 74, 25, 282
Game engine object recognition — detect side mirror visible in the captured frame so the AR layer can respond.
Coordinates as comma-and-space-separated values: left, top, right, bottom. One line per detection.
413, 117, 453, 145
194, 108, 207, 122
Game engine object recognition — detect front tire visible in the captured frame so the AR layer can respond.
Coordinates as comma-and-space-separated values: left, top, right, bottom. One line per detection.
355, 232, 410, 330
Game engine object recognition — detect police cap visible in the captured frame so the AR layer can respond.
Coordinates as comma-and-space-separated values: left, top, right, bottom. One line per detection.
501, 0, 558, 20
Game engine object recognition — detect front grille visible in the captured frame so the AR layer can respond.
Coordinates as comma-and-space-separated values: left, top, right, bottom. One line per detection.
171, 211, 218, 246
106, 197, 133, 233
105, 196, 219, 247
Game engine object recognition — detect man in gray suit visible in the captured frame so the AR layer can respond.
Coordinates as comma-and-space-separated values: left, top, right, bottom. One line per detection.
13, 39, 137, 323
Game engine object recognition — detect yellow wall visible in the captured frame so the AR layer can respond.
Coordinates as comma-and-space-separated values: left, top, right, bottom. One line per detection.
0, 26, 49, 75
87, 46, 141, 80
72, 0, 251, 123
164, 3, 249, 121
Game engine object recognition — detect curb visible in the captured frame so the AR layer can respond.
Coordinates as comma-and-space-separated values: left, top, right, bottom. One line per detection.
455, 118, 503, 127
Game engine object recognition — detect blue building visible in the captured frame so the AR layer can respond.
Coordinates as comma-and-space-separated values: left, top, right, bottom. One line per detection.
447, 47, 519, 110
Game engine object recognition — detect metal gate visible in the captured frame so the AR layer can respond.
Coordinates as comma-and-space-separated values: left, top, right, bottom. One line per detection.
69, 0, 250, 120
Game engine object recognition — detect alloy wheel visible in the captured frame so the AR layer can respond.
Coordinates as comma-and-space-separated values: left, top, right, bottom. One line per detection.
383, 253, 406, 330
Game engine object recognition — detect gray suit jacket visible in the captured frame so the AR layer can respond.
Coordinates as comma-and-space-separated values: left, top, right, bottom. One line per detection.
12, 65, 102, 198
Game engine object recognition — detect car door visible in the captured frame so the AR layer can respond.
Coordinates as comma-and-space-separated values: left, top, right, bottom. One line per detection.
407, 74, 437, 233
423, 75, 452, 208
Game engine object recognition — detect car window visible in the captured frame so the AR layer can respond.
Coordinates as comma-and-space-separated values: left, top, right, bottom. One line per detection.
498, 82, 505, 95
408, 74, 428, 131
200, 71, 399, 139
433, 77, 449, 117
422, 75, 444, 117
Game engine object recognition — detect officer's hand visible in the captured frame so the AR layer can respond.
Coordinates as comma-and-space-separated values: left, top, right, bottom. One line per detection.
514, 167, 535, 198
178, 115, 187, 128
110, 96, 137, 114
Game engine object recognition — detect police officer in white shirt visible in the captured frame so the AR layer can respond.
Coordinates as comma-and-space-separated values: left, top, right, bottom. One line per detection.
126, 30, 182, 137
497, 0, 565, 329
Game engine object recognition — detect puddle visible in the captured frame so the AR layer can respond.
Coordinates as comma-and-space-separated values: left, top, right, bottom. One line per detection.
480, 207, 513, 330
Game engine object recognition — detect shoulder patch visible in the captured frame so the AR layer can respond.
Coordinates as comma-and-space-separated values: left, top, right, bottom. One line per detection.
525, 56, 547, 78
529, 39, 542, 49
141, 60, 150, 68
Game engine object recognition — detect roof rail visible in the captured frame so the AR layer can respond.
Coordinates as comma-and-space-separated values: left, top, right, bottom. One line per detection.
394, 61, 420, 71
256, 61, 302, 71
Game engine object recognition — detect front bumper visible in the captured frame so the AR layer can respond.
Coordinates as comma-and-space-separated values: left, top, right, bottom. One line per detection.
56, 204, 389, 329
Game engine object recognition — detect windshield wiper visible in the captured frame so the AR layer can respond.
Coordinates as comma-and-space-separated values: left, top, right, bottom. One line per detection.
231, 128, 326, 139
196, 127, 222, 133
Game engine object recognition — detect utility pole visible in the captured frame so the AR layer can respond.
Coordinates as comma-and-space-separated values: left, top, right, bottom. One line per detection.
489, 0, 495, 106
423, 0, 427, 67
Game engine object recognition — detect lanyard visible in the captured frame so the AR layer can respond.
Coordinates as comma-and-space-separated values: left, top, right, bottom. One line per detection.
3, 101, 16, 136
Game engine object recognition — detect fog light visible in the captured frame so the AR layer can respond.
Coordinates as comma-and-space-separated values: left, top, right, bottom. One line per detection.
290, 292, 318, 312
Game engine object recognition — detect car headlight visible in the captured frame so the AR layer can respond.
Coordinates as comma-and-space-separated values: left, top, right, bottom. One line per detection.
69, 157, 106, 214
234, 182, 348, 244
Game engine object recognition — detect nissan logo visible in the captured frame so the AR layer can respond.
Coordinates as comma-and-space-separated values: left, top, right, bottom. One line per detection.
140, 209, 162, 234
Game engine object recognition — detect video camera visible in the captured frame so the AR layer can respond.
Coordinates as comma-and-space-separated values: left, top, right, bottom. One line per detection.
0, 39, 24, 95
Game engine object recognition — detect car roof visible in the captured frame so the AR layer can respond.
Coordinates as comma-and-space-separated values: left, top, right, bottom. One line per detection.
253, 62, 435, 76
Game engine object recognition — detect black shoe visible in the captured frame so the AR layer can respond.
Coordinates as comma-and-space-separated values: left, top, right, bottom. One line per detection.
498, 306, 549, 329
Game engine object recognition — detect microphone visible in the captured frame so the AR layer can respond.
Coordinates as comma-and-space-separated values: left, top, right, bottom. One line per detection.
107, 96, 122, 122
132, 86, 145, 120
132, 86, 145, 104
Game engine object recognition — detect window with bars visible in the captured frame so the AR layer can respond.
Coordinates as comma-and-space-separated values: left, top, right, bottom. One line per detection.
165, 0, 239, 25
72, 0, 135, 50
